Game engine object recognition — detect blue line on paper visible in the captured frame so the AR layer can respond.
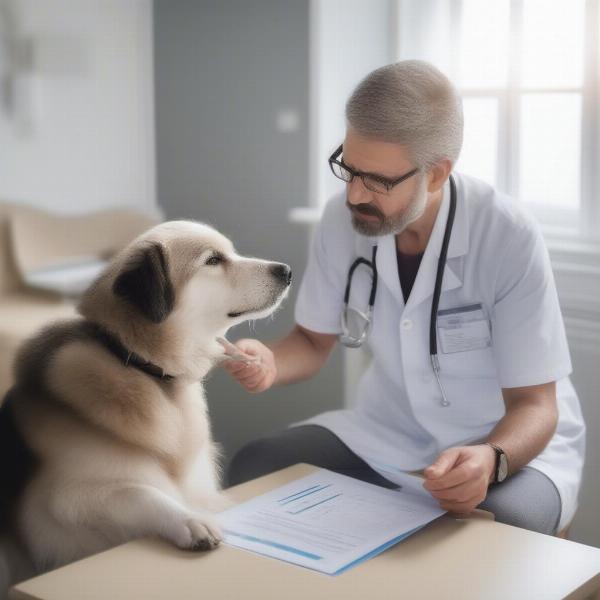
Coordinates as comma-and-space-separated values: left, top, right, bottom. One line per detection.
277, 484, 321, 502
223, 530, 323, 560
288, 493, 342, 515
279, 484, 332, 505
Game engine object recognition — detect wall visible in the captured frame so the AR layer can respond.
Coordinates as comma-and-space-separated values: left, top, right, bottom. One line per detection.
153, 0, 344, 467
0, 0, 155, 214
308, 0, 395, 208
550, 247, 600, 547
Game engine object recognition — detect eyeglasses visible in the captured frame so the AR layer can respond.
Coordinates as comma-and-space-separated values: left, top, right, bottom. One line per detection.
328, 144, 419, 195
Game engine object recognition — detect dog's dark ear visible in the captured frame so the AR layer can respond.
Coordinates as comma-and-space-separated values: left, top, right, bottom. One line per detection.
112, 243, 175, 323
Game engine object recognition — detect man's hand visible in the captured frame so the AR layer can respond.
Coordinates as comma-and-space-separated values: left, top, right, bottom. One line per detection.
422, 445, 497, 515
221, 338, 277, 393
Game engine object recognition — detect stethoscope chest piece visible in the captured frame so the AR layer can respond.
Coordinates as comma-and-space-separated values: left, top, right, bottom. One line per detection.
340, 305, 373, 348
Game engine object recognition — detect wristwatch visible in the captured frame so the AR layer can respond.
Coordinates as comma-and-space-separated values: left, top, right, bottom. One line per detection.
485, 442, 509, 483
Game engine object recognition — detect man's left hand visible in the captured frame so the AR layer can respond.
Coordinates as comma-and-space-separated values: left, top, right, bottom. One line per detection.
422, 445, 497, 515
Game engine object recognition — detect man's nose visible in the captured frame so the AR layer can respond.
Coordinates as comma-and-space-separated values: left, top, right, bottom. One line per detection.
346, 178, 372, 206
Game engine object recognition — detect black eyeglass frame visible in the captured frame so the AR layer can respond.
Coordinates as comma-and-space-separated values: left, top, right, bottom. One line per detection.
328, 144, 419, 193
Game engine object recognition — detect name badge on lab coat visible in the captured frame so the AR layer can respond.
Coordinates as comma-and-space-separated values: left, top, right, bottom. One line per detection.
437, 303, 491, 354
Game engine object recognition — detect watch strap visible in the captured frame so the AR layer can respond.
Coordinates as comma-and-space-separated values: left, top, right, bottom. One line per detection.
484, 442, 503, 483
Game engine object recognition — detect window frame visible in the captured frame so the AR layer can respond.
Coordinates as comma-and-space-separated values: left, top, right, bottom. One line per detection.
394, 0, 600, 241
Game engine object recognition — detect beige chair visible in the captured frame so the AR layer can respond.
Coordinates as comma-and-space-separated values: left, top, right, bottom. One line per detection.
0, 200, 162, 399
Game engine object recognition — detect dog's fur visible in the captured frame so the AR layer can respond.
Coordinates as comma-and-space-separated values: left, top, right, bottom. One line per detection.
0, 220, 291, 582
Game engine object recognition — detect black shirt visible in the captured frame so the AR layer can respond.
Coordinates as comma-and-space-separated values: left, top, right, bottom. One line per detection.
396, 250, 424, 303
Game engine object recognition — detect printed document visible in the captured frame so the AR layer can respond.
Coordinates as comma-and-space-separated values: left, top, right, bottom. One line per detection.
219, 468, 445, 575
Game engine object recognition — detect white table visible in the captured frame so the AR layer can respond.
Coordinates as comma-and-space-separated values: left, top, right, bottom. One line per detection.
10, 463, 600, 600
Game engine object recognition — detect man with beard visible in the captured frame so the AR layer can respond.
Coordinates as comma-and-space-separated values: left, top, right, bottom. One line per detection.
224, 60, 584, 536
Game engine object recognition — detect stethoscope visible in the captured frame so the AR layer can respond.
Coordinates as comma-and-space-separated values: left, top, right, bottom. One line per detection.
340, 175, 457, 408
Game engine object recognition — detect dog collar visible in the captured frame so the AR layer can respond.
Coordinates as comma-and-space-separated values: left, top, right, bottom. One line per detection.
90, 323, 176, 382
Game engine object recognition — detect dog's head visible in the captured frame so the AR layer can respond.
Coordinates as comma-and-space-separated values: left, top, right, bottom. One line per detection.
78, 220, 291, 378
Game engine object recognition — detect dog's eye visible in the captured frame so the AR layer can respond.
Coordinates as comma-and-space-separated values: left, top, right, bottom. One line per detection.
205, 253, 224, 266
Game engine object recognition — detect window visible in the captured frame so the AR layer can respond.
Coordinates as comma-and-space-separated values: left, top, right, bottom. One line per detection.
396, 0, 599, 238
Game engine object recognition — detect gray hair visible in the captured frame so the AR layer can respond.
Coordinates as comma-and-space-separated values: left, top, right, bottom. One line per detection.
345, 60, 463, 170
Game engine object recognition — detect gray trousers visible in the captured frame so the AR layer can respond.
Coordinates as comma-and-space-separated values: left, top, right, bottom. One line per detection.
226, 424, 562, 535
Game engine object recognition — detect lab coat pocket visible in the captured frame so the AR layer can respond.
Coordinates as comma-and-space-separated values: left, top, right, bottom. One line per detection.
439, 345, 498, 380
438, 347, 504, 429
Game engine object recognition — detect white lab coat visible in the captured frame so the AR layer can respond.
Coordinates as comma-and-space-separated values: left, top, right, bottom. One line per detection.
292, 172, 585, 531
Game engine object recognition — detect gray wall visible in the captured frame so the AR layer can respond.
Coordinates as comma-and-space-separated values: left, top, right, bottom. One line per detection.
154, 0, 344, 472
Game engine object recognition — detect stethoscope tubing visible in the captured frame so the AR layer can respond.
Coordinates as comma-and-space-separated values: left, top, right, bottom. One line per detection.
429, 175, 457, 406
341, 174, 457, 407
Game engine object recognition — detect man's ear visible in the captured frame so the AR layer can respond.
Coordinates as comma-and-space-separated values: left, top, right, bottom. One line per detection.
427, 159, 452, 194
112, 242, 175, 323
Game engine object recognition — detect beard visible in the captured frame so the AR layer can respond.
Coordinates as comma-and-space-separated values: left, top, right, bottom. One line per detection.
347, 174, 429, 237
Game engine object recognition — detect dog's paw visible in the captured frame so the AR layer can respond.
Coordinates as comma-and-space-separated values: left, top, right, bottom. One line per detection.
174, 515, 222, 552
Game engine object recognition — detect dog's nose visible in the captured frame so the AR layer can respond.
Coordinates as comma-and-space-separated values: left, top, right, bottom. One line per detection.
270, 263, 292, 286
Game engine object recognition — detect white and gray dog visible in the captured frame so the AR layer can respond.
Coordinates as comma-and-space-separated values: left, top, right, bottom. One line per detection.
0, 220, 291, 592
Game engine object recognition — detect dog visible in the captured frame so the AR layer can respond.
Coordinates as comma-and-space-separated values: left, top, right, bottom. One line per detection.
0, 219, 291, 582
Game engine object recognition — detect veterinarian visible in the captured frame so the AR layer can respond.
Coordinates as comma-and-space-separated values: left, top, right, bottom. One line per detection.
223, 60, 585, 535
